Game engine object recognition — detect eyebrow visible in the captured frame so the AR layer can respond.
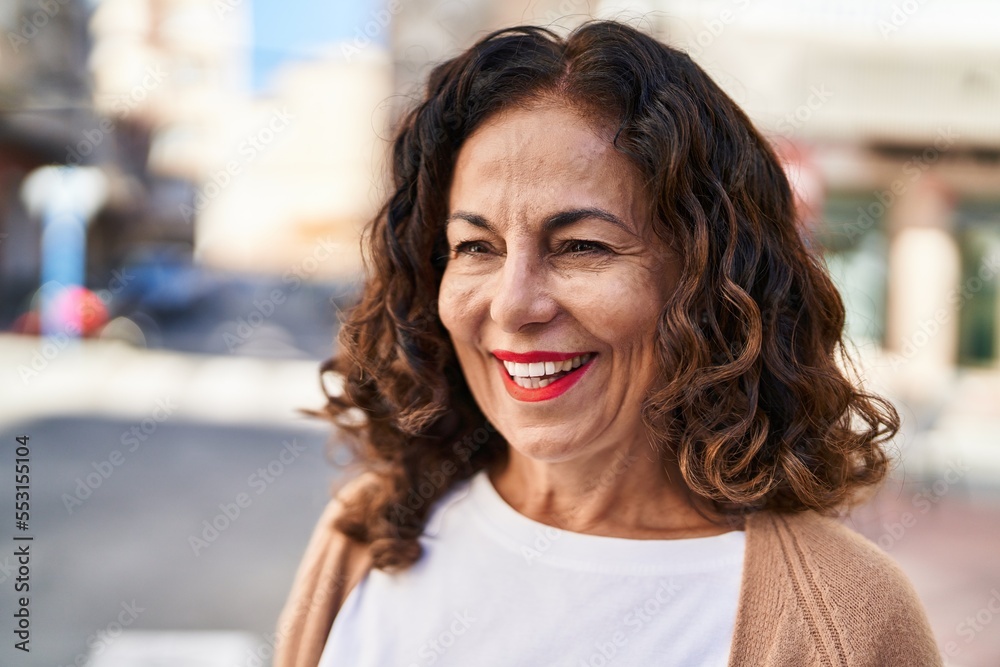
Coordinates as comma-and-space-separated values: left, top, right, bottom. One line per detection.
446, 207, 638, 238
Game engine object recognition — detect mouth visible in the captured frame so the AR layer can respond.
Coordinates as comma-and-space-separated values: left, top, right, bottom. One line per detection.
491, 351, 597, 402
498, 352, 595, 389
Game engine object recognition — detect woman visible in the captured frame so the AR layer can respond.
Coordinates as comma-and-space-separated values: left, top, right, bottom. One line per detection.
274, 20, 942, 667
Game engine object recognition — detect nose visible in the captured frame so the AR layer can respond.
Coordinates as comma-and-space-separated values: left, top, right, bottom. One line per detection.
489, 246, 558, 333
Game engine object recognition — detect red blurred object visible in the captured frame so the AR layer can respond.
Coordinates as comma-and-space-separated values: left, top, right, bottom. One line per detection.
10, 286, 109, 337
53, 286, 108, 335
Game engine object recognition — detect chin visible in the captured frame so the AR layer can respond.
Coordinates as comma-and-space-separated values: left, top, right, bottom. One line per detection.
505, 434, 585, 464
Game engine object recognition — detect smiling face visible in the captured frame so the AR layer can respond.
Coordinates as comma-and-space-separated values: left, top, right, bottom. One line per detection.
438, 101, 680, 464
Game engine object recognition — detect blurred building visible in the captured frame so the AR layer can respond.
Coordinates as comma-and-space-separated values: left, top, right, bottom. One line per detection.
192, 54, 393, 278
0, 0, 205, 329
0, 0, 92, 323
2, 0, 395, 333
5, 0, 999, 377
648, 0, 1000, 382
88, 0, 393, 280
389, 0, 1000, 370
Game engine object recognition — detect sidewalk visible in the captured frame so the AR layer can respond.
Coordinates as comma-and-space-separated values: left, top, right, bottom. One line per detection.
848, 476, 1000, 667
0, 333, 332, 431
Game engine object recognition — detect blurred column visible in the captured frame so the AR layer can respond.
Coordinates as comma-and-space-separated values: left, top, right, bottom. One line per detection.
21, 166, 108, 337
885, 175, 960, 392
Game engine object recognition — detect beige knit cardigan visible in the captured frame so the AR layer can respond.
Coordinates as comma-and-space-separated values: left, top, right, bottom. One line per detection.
273, 475, 943, 667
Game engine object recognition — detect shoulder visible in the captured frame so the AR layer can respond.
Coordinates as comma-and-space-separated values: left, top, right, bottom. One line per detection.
273, 472, 380, 667
743, 510, 941, 663
747, 509, 904, 583
746, 509, 921, 607
295, 470, 381, 574
281, 471, 381, 606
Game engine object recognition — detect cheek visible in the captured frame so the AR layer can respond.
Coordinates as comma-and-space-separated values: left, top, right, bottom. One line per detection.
561, 272, 664, 343
584, 302, 658, 350
438, 271, 484, 338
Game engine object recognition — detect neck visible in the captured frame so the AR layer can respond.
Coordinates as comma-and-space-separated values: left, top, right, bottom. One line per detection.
486, 441, 739, 539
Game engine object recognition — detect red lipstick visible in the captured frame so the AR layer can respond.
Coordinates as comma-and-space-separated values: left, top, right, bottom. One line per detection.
492, 350, 588, 363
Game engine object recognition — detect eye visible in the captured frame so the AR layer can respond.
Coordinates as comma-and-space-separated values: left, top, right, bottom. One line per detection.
452, 240, 492, 256
560, 240, 610, 255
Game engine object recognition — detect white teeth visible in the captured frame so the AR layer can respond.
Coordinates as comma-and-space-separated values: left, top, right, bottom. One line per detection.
512, 375, 535, 388
502, 353, 594, 387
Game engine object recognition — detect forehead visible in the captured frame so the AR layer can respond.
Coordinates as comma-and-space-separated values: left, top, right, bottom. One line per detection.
447, 104, 649, 230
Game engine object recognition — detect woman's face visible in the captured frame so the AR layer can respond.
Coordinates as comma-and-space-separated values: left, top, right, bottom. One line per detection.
438, 102, 680, 463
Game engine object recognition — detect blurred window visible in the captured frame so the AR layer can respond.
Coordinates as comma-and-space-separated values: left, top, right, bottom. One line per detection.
955, 202, 1000, 365
818, 192, 889, 348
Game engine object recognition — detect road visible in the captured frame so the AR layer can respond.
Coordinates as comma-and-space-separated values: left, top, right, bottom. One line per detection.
0, 416, 343, 667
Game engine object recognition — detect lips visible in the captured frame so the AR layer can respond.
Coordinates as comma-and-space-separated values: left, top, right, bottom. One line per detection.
492, 350, 597, 402
492, 350, 589, 363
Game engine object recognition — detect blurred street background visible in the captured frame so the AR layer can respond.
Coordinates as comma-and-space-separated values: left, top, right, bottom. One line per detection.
0, 0, 999, 665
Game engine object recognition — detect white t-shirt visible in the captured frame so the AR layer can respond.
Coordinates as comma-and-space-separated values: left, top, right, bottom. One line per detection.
318, 469, 745, 667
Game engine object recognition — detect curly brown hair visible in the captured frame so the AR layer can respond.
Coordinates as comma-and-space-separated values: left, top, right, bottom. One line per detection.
311, 19, 898, 571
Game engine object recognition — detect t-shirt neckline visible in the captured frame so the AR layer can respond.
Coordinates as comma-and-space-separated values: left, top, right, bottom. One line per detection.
456, 468, 745, 575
